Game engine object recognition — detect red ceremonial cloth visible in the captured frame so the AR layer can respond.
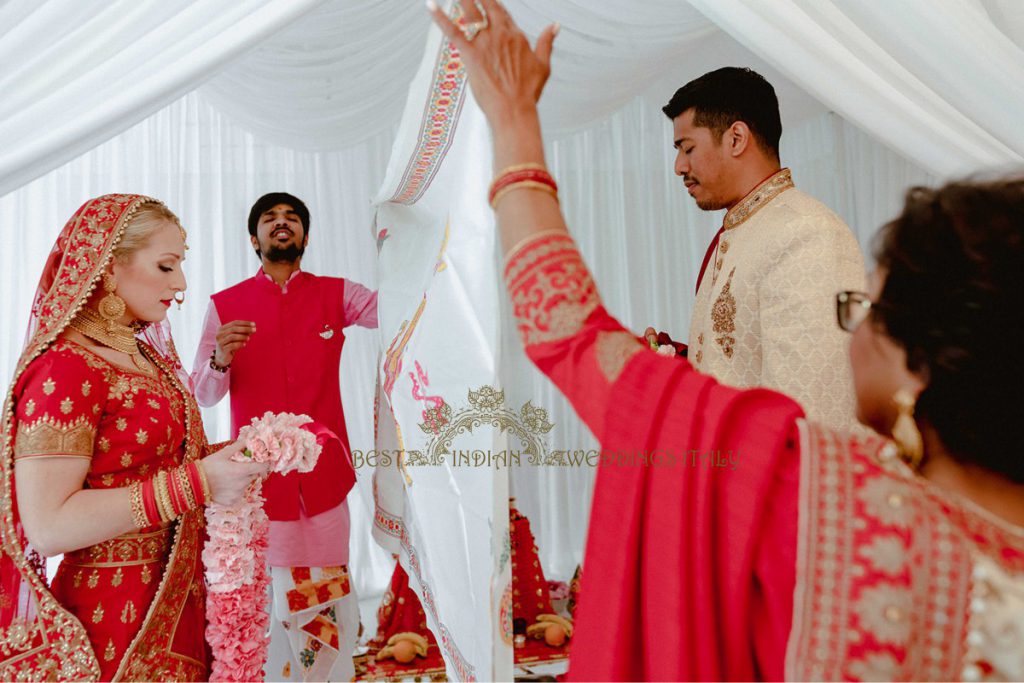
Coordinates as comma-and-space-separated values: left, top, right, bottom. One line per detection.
525, 303, 802, 681
510, 505, 553, 624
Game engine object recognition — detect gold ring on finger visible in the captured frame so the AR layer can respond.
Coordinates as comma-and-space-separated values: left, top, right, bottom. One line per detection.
460, 1, 489, 41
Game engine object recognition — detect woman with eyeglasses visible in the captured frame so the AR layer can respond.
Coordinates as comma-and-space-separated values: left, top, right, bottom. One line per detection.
429, 1, 1023, 680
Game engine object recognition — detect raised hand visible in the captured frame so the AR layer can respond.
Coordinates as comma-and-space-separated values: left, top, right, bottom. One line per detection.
427, 0, 558, 125
214, 319, 256, 367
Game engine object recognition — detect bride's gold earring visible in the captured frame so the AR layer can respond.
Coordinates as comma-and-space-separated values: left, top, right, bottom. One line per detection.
98, 273, 126, 330
892, 389, 924, 470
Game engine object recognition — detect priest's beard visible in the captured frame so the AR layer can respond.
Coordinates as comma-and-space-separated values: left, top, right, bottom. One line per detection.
262, 242, 305, 263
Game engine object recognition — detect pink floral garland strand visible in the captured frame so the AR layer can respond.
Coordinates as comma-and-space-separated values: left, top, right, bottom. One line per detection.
204, 412, 322, 682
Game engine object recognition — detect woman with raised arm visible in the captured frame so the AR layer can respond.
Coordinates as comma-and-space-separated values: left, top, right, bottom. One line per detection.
429, 2, 1024, 680
0, 195, 267, 680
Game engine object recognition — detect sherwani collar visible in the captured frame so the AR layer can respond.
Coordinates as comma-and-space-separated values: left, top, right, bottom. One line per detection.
723, 168, 794, 230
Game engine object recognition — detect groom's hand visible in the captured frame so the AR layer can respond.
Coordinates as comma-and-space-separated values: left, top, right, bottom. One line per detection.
642, 327, 688, 357
214, 320, 256, 367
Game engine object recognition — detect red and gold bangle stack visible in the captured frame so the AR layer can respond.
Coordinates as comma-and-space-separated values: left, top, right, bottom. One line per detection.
488, 163, 558, 209
141, 477, 160, 527
196, 461, 213, 502
154, 471, 173, 523
185, 462, 207, 508
130, 462, 210, 529
168, 467, 190, 513
128, 482, 148, 529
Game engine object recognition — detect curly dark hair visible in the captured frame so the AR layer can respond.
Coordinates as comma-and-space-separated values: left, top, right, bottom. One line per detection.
873, 177, 1024, 483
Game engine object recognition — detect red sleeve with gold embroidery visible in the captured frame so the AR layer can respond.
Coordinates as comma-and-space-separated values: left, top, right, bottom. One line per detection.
504, 231, 645, 438
12, 345, 108, 460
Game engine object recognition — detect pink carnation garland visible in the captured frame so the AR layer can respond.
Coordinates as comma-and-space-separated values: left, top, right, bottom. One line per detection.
204, 412, 321, 682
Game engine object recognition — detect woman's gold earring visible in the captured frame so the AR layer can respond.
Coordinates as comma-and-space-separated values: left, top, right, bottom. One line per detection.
892, 389, 924, 470
98, 273, 127, 329
174, 291, 185, 311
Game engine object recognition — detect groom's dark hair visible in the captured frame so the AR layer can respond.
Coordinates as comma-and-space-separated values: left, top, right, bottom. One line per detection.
662, 67, 782, 159
247, 192, 310, 239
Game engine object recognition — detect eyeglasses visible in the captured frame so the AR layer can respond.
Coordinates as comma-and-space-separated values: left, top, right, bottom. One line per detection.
836, 291, 873, 332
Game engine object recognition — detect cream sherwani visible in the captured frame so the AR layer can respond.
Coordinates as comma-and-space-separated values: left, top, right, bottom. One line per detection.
688, 169, 865, 431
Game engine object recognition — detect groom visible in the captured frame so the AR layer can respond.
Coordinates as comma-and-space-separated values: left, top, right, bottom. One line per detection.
651, 67, 864, 431
191, 192, 378, 681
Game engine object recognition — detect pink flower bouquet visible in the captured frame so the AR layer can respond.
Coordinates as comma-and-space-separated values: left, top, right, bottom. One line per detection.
204, 412, 322, 682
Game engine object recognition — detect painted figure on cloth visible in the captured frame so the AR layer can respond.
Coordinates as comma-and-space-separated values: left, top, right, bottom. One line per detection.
0, 195, 266, 680
191, 192, 377, 681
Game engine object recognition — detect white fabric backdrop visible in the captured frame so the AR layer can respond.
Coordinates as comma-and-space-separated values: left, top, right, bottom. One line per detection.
0, 0, 328, 197
197, 0, 431, 150
688, 0, 1024, 175
5, 0, 1022, 197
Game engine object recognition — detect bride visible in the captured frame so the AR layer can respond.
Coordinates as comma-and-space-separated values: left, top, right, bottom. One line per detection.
1, 194, 266, 680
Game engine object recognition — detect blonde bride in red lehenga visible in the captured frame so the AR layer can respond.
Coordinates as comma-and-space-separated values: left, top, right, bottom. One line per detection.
0, 195, 266, 680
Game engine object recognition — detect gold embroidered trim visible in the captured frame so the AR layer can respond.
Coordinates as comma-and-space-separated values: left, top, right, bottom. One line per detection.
120, 600, 138, 625
505, 233, 599, 346
503, 228, 571, 269
787, 421, 974, 680
61, 341, 182, 422
712, 268, 737, 358
723, 168, 794, 230
13, 414, 96, 459
63, 526, 173, 567
595, 331, 644, 383
962, 553, 1024, 681
114, 341, 209, 681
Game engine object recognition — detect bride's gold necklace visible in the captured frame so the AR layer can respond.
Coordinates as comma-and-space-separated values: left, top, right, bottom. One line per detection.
69, 307, 153, 375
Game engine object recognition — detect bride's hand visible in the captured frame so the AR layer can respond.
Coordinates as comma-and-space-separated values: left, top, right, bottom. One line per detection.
200, 440, 269, 507
427, 0, 558, 126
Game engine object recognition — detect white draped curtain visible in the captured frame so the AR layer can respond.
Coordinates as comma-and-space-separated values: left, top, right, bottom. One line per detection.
1, 0, 1020, 601
688, 0, 1024, 175
0, 0, 329, 197
4, 0, 1022, 196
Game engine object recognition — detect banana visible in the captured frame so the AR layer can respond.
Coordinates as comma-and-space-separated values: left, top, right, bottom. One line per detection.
386, 631, 428, 650
526, 623, 549, 639
384, 631, 429, 658
537, 613, 574, 637
376, 646, 394, 661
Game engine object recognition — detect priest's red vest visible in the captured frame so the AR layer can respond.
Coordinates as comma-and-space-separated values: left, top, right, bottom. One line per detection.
212, 272, 353, 520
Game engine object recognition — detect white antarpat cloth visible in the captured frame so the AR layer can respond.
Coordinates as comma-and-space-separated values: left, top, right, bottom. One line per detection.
264, 566, 360, 683
370, 2, 511, 679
